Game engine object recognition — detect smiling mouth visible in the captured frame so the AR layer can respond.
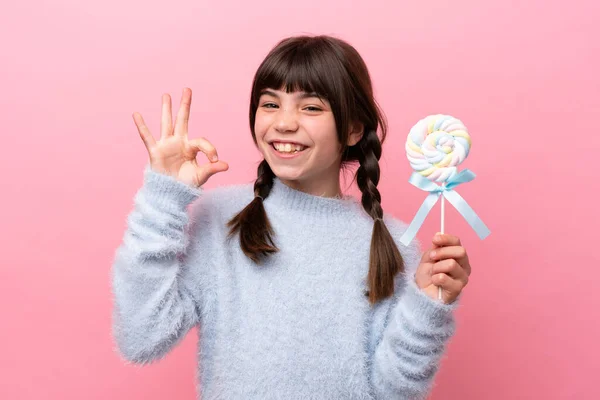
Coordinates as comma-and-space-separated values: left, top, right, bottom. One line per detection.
271, 141, 308, 154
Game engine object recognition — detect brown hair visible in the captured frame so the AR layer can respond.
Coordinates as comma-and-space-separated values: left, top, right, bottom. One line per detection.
227, 35, 404, 305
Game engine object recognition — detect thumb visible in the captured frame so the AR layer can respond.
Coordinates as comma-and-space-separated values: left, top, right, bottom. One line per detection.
195, 160, 229, 186
420, 234, 442, 264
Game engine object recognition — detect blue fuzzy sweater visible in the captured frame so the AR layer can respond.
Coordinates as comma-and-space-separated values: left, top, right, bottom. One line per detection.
111, 166, 459, 400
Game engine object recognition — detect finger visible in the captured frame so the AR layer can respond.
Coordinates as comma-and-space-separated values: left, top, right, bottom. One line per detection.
195, 160, 229, 185
189, 137, 219, 162
432, 272, 464, 294
430, 245, 468, 263
161, 93, 173, 139
174, 87, 192, 136
432, 232, 461, 247
133, 112, 156, 150
430, 245, 470, 276
432, 259, 469, 284
419, 240, 443, 264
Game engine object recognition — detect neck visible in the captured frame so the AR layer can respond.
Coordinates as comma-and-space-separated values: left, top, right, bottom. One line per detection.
280, 179, 342, 198
279, 175, 342, 198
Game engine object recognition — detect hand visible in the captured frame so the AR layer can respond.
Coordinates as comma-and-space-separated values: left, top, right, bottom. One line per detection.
133, 87, 229, 188
414, 233, 472, 304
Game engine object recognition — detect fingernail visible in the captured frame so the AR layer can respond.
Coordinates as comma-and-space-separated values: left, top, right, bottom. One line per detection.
211, 155, 218, 162
430, 251, 436, 259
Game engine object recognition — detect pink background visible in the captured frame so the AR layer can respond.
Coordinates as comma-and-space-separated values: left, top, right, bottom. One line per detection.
1, 0, 597, 399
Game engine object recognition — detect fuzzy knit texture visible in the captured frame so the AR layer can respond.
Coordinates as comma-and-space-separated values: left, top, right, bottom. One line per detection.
111, 165, 460, 400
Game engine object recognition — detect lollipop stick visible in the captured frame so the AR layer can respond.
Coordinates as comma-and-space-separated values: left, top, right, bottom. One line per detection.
438, 185, 445, 301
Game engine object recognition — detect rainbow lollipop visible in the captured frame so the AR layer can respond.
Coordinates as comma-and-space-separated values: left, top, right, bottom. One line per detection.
400, 114, 491, 301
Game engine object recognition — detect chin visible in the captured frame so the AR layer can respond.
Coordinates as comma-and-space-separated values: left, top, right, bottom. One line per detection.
268, 164, 307, 182
258, 149, 303, 181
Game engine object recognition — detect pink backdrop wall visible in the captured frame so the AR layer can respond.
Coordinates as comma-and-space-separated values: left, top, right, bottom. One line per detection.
1, 0, 597, 398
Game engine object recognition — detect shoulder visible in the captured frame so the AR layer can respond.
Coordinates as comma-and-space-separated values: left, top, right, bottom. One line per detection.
189, 180, 255, 224
202, 181, 255, 210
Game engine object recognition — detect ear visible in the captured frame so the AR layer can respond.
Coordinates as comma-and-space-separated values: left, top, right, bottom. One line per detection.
347, 122, 364, 146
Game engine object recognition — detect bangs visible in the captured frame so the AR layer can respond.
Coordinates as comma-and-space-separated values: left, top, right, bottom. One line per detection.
252, 43, 341, 103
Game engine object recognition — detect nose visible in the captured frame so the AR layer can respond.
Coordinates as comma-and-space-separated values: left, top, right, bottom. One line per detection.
274, 108, 299, 133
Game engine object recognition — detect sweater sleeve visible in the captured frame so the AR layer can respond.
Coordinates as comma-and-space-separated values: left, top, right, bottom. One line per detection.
370, 235, 460, 400
110, 165, 207, 365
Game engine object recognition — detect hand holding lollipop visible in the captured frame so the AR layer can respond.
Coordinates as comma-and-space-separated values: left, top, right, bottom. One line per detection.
400, 114, 490, 301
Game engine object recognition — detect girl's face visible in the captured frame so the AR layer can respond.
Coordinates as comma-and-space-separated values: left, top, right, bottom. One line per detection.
254, 88, 360, 196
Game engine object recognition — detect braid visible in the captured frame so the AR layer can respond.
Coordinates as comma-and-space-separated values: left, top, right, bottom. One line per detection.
227, 159, 278, 263
355, 130, 405, 304
356, 130, 383, 220
254, 159, 276, 199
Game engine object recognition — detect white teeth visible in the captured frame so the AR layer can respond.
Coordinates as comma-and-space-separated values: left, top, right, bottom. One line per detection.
273, 142, 306, 153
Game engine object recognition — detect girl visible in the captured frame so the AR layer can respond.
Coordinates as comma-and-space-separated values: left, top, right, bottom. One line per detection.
112, 35, 471, 400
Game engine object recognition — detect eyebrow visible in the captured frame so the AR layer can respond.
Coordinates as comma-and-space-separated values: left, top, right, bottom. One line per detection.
259, 89, 323, 100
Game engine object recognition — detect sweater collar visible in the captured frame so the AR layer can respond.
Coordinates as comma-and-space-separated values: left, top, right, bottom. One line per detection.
265, 177, 364, 221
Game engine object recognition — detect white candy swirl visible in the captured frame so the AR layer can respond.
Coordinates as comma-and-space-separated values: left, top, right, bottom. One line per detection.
405, 114, 471, 183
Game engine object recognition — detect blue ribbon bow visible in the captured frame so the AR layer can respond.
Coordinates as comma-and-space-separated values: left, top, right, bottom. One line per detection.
399, 169, 491, 246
